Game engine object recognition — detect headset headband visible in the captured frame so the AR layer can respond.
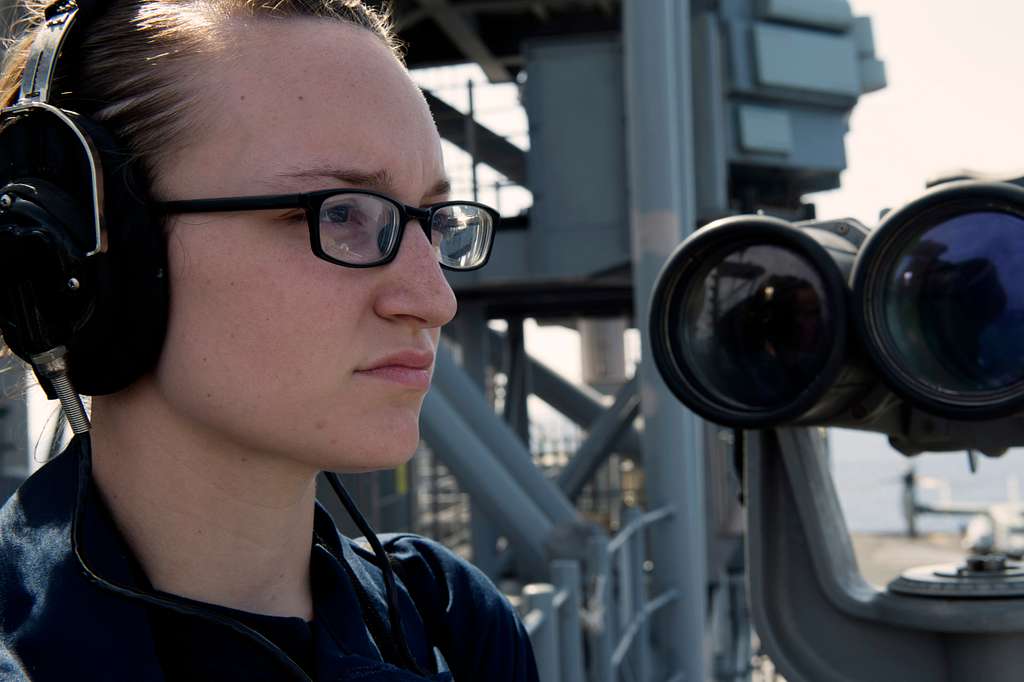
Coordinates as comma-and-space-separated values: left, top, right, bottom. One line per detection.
19, 0, 97, 104
6, 0, 107, 255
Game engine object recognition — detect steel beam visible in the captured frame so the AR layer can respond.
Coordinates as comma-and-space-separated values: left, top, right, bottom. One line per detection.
623, 0, 708, 679
413, 0, 513, 82
449, 304, 503, 578
557, 377, 640, 500
423, 90, 527, 186
692, 11, 730, 225
552, 560, 587, 682
433, 342, 580, 526
502, 318, 532, 444
486, 329, 643, 458
420, 390, 551, 577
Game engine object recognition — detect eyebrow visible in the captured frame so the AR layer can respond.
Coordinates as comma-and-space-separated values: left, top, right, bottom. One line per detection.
426, 177, 452, 199
274, 166, 451, 202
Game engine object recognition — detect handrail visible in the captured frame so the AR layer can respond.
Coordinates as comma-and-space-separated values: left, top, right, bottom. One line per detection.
607, 505, 673, 554
523, 607, 546, 634
521, 560, 587, 682
553, 587, 569, 610
522, 586, 570, 636
611, 588, 681, 667
523, 507, 676, 681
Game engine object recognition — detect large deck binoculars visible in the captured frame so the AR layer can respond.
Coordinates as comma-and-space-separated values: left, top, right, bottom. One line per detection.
648, 180, 1024, 681
649, 180, 1024, 451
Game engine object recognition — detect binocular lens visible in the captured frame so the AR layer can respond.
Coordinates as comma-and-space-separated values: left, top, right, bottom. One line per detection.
880, 210, 1024, 396
675, 244, 834, 410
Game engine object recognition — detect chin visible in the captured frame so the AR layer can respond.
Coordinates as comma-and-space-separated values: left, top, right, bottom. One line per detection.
318, 417, 422, 473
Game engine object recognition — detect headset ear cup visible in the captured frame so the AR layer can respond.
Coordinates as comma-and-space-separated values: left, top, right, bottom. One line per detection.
0, 179, 95, 360
63, 114, 169, 395
0, 106, 169, 395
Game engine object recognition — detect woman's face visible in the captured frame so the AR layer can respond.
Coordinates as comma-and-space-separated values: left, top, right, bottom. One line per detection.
152, 19, 456, 472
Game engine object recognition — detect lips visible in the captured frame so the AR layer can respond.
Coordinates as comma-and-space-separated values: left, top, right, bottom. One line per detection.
355, 349, 435, 389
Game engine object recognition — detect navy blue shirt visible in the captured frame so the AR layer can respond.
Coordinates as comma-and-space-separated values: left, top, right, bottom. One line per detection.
0, 437, 539, 681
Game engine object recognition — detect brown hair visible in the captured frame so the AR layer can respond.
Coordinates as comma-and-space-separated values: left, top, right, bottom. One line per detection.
0, 0, 400, 180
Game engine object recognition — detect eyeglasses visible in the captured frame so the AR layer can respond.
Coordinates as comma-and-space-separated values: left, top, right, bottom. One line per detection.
157, 189, 498, 271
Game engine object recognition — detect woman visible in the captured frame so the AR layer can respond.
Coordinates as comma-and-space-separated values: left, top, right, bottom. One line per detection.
0, 1, 538, 680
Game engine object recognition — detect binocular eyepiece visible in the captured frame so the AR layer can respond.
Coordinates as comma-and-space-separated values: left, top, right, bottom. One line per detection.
650, 180, 1024, 430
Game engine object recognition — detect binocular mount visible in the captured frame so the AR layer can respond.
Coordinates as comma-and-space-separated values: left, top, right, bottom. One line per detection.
648, 177, 1024, 680
747, 428, 1024, 682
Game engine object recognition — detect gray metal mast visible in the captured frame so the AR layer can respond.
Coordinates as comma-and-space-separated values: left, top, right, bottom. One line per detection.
623, 0, 706, 679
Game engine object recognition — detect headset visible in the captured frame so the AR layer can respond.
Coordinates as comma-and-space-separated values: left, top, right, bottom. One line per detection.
0, 0, 167, 402
0, 0, 427, 674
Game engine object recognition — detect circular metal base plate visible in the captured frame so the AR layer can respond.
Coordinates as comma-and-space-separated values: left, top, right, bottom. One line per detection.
889, 561, 1024, 598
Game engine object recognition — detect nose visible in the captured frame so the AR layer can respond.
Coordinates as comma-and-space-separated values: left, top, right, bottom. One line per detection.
373, 218, 458, 329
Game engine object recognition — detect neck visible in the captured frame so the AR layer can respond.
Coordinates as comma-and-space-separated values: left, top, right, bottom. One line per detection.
88, 378, 317, 620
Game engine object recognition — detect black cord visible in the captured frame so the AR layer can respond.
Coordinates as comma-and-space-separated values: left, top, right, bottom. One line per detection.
74, 416, 423, 673
323, 470, 426, 676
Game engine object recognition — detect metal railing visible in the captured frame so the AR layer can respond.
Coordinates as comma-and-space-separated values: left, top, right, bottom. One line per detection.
522, 560, 587, 682
521, 505, 680, 682
413, 444, 472, 557
411, 422, 643, 563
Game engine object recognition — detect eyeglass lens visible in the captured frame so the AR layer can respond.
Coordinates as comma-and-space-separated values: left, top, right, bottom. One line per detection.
318, 194, 493, 269
431, 204, 494, 269
319, 194, 400, 265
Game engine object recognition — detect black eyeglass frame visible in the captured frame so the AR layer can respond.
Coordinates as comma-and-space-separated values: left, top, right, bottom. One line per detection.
157, 188, 498, 271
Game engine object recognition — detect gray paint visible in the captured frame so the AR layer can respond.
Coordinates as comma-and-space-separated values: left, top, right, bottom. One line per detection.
485, 329, 643, 458
448, 305, 503, 579
753, 23, 861, 96
859, 56, 887, 94
556, 377, 640, 500
405, 2, 889, 678
432, 343, 580, 527
692, 11, 731, 222
551, 560, 587, 682
623, 0, 708, 679
725, 20, 756, 91
738, 104, 794, 154
758, 0, 853, 31
419, 390, 552, 578
731, 102, 849, 173
747, 428, 1024, 681
523, 36, 630, 279
445, 1, 887, 292
851, 15, 876, 56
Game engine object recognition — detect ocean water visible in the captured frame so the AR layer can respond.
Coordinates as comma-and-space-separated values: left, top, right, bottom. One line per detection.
830, 428, 1024, 534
